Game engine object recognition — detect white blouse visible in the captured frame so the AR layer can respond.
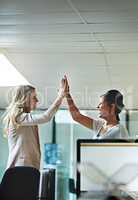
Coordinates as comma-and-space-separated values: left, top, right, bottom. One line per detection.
92, 119, 129, 139
7, 101, 60, 170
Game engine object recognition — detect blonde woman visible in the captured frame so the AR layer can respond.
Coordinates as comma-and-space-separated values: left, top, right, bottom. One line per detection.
3, 77, 67, 170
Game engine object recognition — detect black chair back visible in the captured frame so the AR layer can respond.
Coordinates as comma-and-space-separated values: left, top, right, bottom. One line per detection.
0, 166, 40, 200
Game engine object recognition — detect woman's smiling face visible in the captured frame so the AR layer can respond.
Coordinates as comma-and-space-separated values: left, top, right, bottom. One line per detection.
29, 90, 39, 111
97, 96, 115, 120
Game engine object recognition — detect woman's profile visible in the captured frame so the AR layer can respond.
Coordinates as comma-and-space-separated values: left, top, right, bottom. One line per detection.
65, 76, 129, 139
3, 77, 67, 169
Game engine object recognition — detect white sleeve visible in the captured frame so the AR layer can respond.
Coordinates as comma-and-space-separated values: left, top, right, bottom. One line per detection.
93, 119, 104, 132
17, 102, 60, 126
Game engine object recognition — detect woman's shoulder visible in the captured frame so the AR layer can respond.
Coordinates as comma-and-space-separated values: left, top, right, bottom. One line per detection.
119, 123, 129, 136
16, 113, 31, 122
110, 123, 129, 139
93, 118, 105, 130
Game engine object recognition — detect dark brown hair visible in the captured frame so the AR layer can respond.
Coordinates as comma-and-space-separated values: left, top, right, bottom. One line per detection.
101, 90, 124, 121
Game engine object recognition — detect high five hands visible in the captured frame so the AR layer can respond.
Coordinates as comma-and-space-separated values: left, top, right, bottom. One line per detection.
58, 75, 69, 98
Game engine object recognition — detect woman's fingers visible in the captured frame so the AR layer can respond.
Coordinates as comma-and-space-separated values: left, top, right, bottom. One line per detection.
58, 75, 70, 98
63, 75, 69, 91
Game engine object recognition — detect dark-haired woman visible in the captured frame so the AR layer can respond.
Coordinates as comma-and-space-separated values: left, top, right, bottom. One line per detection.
65, 77, 129, 139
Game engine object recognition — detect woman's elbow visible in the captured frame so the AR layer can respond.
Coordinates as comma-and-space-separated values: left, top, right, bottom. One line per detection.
71, 112, 80, 122
39, 115, 52, 123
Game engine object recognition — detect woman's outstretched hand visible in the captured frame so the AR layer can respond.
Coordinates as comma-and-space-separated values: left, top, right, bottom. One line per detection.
58, 75, 69, 98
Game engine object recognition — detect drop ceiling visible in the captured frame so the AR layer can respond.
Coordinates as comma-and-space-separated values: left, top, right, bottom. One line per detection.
0, 0, 138, 109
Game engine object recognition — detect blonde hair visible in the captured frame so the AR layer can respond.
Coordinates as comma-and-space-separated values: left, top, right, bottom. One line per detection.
3, 85, 35, 133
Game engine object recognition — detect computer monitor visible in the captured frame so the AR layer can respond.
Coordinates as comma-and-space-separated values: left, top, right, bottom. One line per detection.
76, 139, 138, 198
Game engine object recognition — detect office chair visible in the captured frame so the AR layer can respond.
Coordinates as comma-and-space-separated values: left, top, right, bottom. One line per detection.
0, 166, 40, 200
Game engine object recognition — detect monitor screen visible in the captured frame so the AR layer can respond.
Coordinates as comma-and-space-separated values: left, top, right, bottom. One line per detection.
76, 139, 138, 197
